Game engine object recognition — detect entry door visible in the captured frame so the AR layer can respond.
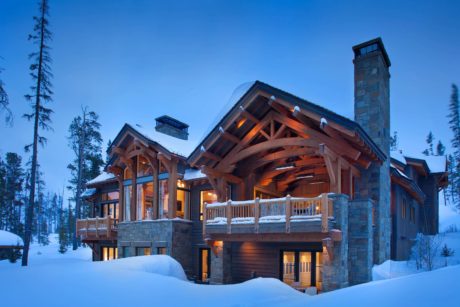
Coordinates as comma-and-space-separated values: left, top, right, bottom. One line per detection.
281, 251, 316, 288
199, 248, 211, 282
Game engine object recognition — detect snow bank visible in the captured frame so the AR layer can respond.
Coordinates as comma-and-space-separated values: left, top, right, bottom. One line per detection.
372, 260, 418, 280
0, 230, 23, 246
101, 255, 187, 281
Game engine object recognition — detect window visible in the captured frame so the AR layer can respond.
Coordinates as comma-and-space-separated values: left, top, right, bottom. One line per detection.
402, 198, 407, 219
281, 251, 319, 289
159, 180, 169, 218
176, 186, 190, 219
358, 43, 378, 56
157, 247, 167, 255
101, 247, 118, 261
121, 246, 129, 258
136, 247, 152, 256
137, 182, 154, 220
199, 248, 211, 282
124, 167, 133, 180
101, 202, 119, 219
200, 190, 218, 221
137, 155, 153, 177
410, 206, 416, 223
124, 185, 132, 221
101, 191, 119, 202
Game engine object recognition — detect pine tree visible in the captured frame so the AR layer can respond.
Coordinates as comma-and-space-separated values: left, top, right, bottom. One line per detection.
67, 107, 103, 250
0, 64, 12, 124
57, 205, 68, 254
440, 243, 454, 266
422, 132, 435, 156
4, 153, 24, 234
22, 0, 54, 266
390, 131, 399, 152
0, 156, 7, 230
436, 141, 446, 156
447, 84, 460, 210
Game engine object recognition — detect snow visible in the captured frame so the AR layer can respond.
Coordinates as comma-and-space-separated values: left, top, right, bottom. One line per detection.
0, 230, 23, 246
86, 171, 115, 186
1, 232, 460, 307
131, 123, 197, 157
439, 202, 460, 231
81, 188, 97, 198
183, 168, 206, 181
199, 81, 256, 146
423, 155, 447, 173
320, 117, 328, 127
390, 151, 447, 173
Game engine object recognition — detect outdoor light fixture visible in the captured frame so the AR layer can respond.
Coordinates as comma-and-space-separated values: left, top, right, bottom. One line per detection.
296, 174, 314, 180
309, 181, 325, 185
275, 163, 295, 170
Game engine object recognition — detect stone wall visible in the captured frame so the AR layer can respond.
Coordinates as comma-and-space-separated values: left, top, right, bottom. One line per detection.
321, 194, 349, 291
117, 219, 193, 276
210, 241, 232, 284
348, 198, 373, 285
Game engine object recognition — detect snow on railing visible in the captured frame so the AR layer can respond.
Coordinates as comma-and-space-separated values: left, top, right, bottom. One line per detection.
76, 216, 118, 239
203, 194, 333, 235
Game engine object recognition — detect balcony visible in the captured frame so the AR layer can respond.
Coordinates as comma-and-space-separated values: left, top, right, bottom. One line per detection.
203, 194, 340, 242
76, 216, 118, 241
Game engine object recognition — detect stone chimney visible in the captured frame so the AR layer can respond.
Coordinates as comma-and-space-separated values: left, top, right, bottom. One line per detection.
353, 38, 391, 264
155, 115, 189, 140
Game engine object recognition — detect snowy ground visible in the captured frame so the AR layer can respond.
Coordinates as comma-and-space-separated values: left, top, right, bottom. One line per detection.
1, 205, 460, 307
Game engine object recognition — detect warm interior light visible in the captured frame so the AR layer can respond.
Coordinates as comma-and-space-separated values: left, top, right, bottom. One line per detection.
236, 118, 246, 128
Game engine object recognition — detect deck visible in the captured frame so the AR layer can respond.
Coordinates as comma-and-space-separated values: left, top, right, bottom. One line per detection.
203, 194, 340, 242
76, 216, 118, 241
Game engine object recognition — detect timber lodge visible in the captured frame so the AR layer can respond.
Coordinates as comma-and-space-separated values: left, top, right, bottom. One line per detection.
77, 38, 447, 292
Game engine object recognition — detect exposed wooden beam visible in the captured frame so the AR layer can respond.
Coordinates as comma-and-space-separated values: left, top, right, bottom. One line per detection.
224, 137, 319, 167
201, 166, 243, 184
239, 106, 260, 124
219, 128, 240, 144
202, 151, 222, 162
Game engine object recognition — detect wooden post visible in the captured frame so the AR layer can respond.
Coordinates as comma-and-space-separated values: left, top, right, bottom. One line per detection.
106, 216, 110, 238
226, 200, 232, 234
337, 158, 342, 194
95, 217, 99, 238
131, 162, 137, 221
254, 197, 260, 233
286, 194, 291, 233
202, 202, 207, 237
118, 179, 124, 222
152, 157, 159, 220
168, 160, 178, 219
321, 193, 328, 233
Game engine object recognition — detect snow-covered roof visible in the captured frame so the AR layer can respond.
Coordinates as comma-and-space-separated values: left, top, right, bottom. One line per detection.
390, 151, 447, 174
86, 172, 116, 186
81, 188, 97, 198
198, 81, 256, 146
130, 123, 198, 158
0, 230, 23, 247
183, 168, 206, 181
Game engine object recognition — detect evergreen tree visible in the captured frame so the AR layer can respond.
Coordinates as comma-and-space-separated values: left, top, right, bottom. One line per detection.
390, 131, 399, 152
436, 141, 446, 156
447, 84, 460, 210
67, 107, 103, 250
0, 64, 12, 124
4, 153, 25, 234
22, 0, 54, 266
0, 156, 7, 229
422, 132, 435, 156
57, 205, 68, 253
440, 243, 454, 266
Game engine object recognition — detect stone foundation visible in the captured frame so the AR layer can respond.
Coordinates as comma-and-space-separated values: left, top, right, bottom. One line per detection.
322, 194, 349, 291
348, 198, 374, 285
210, 241, 232, 284
117, 219, 193, 276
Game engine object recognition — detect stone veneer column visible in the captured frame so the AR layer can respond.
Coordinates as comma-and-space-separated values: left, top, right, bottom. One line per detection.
348, 199, 374, 285
321, 194, 349, 292
210, 241, 232, 284
353, 38, 391, 264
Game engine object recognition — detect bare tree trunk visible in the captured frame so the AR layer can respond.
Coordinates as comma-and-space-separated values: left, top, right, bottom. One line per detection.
72, 109, 86, 250
22, 1, 46, 266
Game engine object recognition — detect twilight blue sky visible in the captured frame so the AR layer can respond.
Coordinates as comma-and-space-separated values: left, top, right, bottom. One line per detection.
0, 0, 459, 197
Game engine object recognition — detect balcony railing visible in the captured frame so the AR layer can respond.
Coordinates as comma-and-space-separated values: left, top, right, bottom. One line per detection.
203, 194, 333, 236
76, 216, 118, 241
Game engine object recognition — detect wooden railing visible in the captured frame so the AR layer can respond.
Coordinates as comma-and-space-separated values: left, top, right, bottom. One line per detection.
76, 216, 118, 240
203, 194, 333, 235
